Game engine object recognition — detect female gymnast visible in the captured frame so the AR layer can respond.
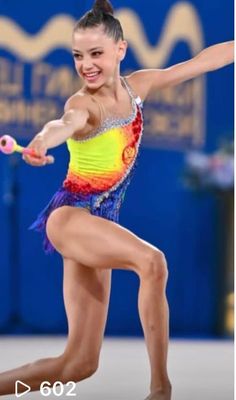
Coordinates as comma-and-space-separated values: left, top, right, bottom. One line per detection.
0, 1, 233, 399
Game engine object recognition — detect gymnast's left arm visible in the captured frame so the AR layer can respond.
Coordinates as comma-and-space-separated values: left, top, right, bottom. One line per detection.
127, 41, 234, 100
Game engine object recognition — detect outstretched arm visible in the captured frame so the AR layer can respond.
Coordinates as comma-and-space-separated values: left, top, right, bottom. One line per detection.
35, 108, 89, 149
127, 41, 234, 100
24, 103, 89, 166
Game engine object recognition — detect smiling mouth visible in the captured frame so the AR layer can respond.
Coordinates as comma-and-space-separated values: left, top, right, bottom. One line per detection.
83, 71, 101, 80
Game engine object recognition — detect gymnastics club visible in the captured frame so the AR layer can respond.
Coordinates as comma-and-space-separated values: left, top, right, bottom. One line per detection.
0, 135, 54, 164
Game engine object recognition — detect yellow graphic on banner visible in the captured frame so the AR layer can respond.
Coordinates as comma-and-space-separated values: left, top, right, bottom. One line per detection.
117, 3, 204, 67
0, 4, 203, 65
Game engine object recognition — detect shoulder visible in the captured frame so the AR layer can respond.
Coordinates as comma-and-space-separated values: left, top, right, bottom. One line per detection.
64, 90, 100, 123
64, 90, 92, 112
63, 90, 102, 139
125, 70, 155, 101
125, 69, 167, 101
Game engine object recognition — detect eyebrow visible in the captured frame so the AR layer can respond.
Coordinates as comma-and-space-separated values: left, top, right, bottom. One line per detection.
72, 47, 103, 54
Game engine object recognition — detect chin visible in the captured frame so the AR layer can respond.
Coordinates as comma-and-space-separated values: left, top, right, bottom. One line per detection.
86, 77, 107, 90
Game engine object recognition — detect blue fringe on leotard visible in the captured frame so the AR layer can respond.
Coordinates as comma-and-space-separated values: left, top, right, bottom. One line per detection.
29, 163, 137, 254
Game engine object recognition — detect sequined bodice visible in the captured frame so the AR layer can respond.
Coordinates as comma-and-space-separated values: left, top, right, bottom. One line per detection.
63, 78, 143, 197
31, 79, 144, 254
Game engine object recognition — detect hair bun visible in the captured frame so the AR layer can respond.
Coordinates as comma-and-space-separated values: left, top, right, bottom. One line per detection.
93, 0, 114, 15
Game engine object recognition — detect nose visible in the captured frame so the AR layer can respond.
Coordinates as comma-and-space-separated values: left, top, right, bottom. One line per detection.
80, 57, 94, 72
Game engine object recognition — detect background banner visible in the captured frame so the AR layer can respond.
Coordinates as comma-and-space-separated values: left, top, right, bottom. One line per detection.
0, 0, 234, 336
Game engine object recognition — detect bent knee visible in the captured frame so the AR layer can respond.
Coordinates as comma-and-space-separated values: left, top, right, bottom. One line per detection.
46, 206, 71, 249
62, 357, 99, 383
140, 249, 168, 281
46, 206, 70, 234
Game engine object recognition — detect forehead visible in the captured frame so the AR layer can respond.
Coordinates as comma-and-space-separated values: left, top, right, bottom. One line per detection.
72, 26, 115, 50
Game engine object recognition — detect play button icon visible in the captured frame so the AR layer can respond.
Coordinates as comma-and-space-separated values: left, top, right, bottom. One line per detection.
15, 380, 31, 397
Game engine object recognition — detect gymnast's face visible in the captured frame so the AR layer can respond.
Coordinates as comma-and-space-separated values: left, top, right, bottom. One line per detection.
72, 25, 127, 88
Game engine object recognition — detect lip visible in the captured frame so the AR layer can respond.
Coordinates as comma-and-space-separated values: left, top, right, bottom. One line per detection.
83, 71, 101, 82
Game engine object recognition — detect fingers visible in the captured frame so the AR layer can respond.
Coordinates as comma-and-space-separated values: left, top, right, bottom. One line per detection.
22, 154, 46, 166
22, 136, 54, 166
45, 155, 55, 164
22, 154, 54, 167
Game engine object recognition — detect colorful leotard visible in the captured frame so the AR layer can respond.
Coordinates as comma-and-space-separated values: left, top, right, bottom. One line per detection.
30, 78, 143, 253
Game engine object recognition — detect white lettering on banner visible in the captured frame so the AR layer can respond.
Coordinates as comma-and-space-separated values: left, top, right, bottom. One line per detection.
0, 60, 80, 131
0, 98, 59, 126
0, 58, 23, 96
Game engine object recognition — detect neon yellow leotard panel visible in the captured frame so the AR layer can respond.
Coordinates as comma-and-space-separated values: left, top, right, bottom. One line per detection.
64, 121, 140, 194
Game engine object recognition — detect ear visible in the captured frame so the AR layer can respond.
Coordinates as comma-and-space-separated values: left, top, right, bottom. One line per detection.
118, 40, 128, 61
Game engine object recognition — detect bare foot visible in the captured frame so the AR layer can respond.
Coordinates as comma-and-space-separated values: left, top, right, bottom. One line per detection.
144, 385, 172, 400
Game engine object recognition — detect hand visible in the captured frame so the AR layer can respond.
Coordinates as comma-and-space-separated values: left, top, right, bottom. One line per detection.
23, 135, 53, 166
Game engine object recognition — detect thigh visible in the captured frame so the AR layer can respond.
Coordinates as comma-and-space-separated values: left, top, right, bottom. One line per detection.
47, 206, 158, 272
62, 257, 111, 361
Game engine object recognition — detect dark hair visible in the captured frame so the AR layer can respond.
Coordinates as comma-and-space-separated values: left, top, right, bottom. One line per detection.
74, 0, 124, 42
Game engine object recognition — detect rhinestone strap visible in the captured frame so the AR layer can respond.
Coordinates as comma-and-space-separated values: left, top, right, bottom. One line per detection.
94, 106, 144, 208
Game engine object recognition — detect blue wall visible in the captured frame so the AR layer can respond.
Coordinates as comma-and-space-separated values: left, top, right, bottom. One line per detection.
0, 0, 234, 337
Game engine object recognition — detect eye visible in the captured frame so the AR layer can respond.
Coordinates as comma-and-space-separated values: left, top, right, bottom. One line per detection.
73, 53, 82, 60
91, 51, 103, 57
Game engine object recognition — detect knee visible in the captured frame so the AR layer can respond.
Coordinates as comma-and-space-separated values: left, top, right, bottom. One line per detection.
140, 249, 168, 282
46, 206, 70, 251
61, 357, 99, 383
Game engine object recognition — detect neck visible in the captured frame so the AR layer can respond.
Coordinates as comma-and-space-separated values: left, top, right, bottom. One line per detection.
84, 70, 123, 101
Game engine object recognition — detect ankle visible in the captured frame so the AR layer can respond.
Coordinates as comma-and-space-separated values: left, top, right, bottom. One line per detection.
151, 380, 172, 393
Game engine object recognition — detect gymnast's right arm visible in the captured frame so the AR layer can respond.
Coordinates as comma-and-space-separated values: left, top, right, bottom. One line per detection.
23, 107, 89, 166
